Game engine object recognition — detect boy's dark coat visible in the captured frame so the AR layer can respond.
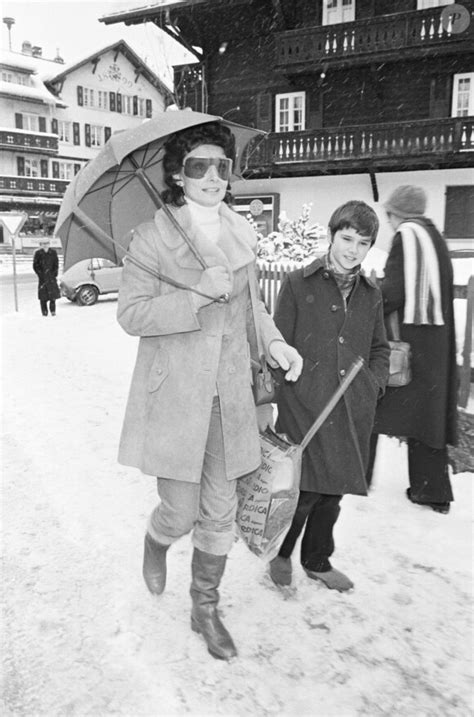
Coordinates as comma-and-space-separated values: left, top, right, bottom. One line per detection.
274, 258, 390, 496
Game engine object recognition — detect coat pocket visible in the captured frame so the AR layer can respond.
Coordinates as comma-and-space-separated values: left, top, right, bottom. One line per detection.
147, 349, 169, 393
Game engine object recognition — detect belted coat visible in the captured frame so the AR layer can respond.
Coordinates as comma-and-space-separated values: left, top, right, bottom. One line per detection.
117, 203, 284, 481
33, 248, 60, 301
274, 259, 390, 496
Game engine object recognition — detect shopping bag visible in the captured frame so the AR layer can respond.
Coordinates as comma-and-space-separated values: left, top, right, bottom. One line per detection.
237, 357, 364, 561
236, 428, 302, 561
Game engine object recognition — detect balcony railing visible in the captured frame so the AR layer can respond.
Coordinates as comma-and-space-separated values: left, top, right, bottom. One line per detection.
245, 117, 474, 172
0, 129, 59, 155
0, 175, 69, 196
276, 2, 474, 67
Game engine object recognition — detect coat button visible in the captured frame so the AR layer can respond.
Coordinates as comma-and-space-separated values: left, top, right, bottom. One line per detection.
156, 369, 162, 374
338, 336, 344, 344
322, 271, 329, 279
331, 304, 338, 312
340, 369, 346, 376
228, 366, 236, 374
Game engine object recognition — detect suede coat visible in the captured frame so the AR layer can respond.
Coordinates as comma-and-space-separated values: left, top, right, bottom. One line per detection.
117, 203, 284, 481
274, 259, 390, 496
33, 248, 60, 301
372, 217, 458, 449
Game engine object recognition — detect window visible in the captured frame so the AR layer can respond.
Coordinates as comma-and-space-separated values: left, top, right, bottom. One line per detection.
24, 158, 40, 177
322, 0, 355, 25
417, 0, 454, 8
83, 88, 95, 107
90, 125, 104, 147
275, 92, 305, 132
22, 114, 40, 132
58, 162, 74, 180
58, 120, 72, 143
97, 91, 108, 110
452, 73, 474, 117
445, 186, 474, 239
122, 94, 134, 116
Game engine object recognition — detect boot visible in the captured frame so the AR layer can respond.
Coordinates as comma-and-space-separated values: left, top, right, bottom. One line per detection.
190, 548, 237, 661
142, 533, 169, 595
269, 555, 292, 587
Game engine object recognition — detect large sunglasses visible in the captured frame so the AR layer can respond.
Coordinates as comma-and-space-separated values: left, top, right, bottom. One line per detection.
183, 156, 233, 181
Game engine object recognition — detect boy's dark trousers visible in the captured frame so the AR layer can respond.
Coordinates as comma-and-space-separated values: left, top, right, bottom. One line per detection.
277, 491, 342, 572
40, 299, 56, 316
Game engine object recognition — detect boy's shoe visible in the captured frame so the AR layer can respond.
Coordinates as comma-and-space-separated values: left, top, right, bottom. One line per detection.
269, 556, 292, 586
304, 567, 354, 592
406, 488, 450, 514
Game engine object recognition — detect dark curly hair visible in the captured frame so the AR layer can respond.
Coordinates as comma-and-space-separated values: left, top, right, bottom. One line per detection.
161, 121, 236, 206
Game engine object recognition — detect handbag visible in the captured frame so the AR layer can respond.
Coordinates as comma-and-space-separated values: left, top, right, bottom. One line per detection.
387, 311, 412, 387
236, 357, 364, 560
247, 265, 280, 405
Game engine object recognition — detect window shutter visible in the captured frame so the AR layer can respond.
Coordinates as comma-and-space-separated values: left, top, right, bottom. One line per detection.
256, 92, 272, 132
85, 124, 91, 147
17, 157, 25, 175
39, 116, 46, 133
109, 92, 116, 111
40, 159, 48, 177
117, 93, 122, 113
146, 99, 152, 118
77, 85, 83, 106
133, 95, 138, 115
52, 161, 59, 178
74, 163, 81, 175
73, 122, 80, 145
51, 118, 58, 134
104, 126, 112, 143
15, 113, 23, 129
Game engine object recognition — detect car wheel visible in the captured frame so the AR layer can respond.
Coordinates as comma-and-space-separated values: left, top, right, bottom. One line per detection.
76, 285, 99, 306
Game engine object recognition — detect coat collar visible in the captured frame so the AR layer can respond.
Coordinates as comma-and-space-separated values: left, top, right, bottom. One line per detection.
302, 255, 376, 287
156, 202, 256, 271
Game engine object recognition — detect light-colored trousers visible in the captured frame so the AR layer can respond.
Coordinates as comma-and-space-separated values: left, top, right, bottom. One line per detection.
147, 397, 238, 555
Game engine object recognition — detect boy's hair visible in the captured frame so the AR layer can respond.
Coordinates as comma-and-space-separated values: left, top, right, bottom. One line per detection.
161, 121, 235, 207
328, 200, 379, 246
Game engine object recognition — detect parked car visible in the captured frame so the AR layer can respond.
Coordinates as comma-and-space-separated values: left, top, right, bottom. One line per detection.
60, 258, 122, 306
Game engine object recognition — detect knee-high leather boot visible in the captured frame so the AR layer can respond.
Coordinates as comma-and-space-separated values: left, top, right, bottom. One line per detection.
142, 533, 169, 595
190, 548, 237, 660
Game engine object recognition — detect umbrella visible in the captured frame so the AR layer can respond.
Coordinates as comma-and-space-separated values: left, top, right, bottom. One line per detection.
55, 110, 266, 272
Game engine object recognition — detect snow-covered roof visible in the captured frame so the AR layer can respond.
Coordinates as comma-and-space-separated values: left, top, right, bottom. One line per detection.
0, 78, 66, 107
0, 48, 64, 78
47, 40, 173, 100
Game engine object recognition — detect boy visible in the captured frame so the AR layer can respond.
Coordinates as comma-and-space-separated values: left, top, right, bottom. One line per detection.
270, 200, 390, 592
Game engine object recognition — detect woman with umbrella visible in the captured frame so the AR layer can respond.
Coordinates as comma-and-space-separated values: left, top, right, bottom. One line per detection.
116, 121, 302, 661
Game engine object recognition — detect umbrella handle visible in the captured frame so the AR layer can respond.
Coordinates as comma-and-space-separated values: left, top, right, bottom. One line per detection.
299, 357, 364, 451
134, 167, 207, 269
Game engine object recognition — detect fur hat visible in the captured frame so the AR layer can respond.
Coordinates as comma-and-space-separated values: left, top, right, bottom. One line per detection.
384, 185, 427, 218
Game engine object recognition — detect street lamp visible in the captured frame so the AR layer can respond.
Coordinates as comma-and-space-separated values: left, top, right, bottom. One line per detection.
3, 16, 15, 51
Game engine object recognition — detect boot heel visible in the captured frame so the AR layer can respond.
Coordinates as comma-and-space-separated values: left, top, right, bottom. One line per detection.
191, 616, 201, 634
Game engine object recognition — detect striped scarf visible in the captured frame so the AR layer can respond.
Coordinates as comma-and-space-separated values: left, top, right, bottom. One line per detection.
399, 221, 444, 325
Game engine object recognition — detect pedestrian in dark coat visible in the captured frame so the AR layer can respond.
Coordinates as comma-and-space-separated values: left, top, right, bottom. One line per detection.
269, 201, 390, 593
33, 239, 60, 316
367, 185, 458, 514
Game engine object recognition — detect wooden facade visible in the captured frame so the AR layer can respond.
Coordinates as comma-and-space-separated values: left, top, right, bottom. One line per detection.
101, 0, 474, 179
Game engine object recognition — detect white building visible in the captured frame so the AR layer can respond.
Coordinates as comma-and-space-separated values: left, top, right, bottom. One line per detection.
0, 40, 173, 248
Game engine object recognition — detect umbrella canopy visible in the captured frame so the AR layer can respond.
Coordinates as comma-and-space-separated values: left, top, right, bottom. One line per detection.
55, 110, 266, 271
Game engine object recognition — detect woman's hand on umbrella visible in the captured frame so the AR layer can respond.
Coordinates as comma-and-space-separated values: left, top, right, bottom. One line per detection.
269, 341, 303, 382
195, 266, 232, 306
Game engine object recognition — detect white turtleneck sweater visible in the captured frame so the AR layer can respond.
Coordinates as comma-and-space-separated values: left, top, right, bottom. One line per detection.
186, 198, 221, 243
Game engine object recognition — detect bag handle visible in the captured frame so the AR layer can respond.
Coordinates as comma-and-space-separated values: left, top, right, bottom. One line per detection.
387, 311, 401, 341
300, 356, 364, 451
247, 264, 271, 376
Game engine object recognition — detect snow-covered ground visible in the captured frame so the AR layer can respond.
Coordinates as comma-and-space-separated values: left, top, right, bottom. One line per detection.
1, 287, 473, 717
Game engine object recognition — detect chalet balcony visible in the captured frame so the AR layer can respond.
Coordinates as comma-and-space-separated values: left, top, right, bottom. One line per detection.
244, 117, 474, 177
276, 2, 474, 70
0, 175, 68, 196
0, 129, 59, 155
